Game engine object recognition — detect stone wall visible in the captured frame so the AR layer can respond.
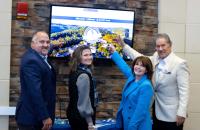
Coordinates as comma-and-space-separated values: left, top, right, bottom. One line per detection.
10, 0, 158, 129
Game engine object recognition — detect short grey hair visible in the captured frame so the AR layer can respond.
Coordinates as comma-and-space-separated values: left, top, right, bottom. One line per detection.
155, 33, 172, 46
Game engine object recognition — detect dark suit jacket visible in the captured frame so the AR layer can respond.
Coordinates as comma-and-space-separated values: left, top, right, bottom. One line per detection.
15, 48, 56, 126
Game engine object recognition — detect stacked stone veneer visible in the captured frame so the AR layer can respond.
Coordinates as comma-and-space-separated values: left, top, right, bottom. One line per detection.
10, 0, 158, 129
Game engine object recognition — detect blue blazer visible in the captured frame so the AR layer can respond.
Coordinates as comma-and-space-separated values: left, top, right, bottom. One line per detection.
15, 48, 56, 125
111, 52, 153, 130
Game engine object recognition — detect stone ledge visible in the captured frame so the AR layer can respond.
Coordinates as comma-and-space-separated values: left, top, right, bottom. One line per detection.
0, 107, 16, 116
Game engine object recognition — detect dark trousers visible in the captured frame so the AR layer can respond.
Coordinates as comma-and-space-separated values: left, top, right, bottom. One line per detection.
69, 119, 88, 130
18, 124, 42, 130
152, 103, 183, 130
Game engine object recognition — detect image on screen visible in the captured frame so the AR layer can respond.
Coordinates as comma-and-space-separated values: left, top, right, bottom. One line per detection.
49, 5, 135, 59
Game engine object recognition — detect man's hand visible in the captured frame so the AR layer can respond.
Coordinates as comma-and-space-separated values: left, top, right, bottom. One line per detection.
42, 117, 52, 130
114, 35, 126, 47
176, 115, 185, 126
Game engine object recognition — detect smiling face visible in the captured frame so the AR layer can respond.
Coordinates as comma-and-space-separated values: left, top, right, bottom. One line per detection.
155, 37, 172, 59
133, 60, 147, 78
80, 49, 93, 65
31, 32, 50, 56
132, 56, 153, 81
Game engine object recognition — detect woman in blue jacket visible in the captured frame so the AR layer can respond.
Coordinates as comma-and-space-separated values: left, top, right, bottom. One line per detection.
109, 46, 154, 130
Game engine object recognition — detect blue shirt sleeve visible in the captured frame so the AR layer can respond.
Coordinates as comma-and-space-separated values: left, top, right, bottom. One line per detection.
111, 51, 132, 78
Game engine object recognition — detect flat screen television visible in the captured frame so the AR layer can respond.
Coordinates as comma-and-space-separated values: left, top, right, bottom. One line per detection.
48, 5, 135, 59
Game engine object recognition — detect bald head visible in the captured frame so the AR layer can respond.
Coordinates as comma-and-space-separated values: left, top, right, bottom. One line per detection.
31, 31, 50, 56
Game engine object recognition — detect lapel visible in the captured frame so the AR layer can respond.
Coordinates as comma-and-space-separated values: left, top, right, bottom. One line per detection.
124, 75, 148, 99
164, 52, 177, 73
30, 48, 52, 70
154, 52, 177, 89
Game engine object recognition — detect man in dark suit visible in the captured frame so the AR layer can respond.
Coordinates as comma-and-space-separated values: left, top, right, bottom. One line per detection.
15, 31, 56, 130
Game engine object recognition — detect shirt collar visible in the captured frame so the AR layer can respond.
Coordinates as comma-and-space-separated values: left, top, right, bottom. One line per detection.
161, 52, 173, 64
40, 54, 48, 60
78, 63, 92, 74
158, 52, 174, 73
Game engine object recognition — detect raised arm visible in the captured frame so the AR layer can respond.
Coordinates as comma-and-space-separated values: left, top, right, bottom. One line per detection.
111, 51, 132, 78
123, 44, 143, 60
116, 36, 143, 60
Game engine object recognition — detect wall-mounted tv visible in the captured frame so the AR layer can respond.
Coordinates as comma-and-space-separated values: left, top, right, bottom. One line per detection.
48, 5, 135, 59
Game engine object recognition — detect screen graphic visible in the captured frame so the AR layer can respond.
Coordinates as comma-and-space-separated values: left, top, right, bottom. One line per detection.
49, 5, 135, 59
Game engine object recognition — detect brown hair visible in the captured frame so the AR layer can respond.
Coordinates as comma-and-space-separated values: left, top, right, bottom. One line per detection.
70, 45, 93, 72
132, 56, 153, 81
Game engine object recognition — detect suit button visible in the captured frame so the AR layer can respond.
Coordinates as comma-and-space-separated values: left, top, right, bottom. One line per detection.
129, 106, 131, 109
128, 117, 131, 119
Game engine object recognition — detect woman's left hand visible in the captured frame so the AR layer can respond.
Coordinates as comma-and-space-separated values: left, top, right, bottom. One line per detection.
107, 44, 116, 54
88, 125, 96, 130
